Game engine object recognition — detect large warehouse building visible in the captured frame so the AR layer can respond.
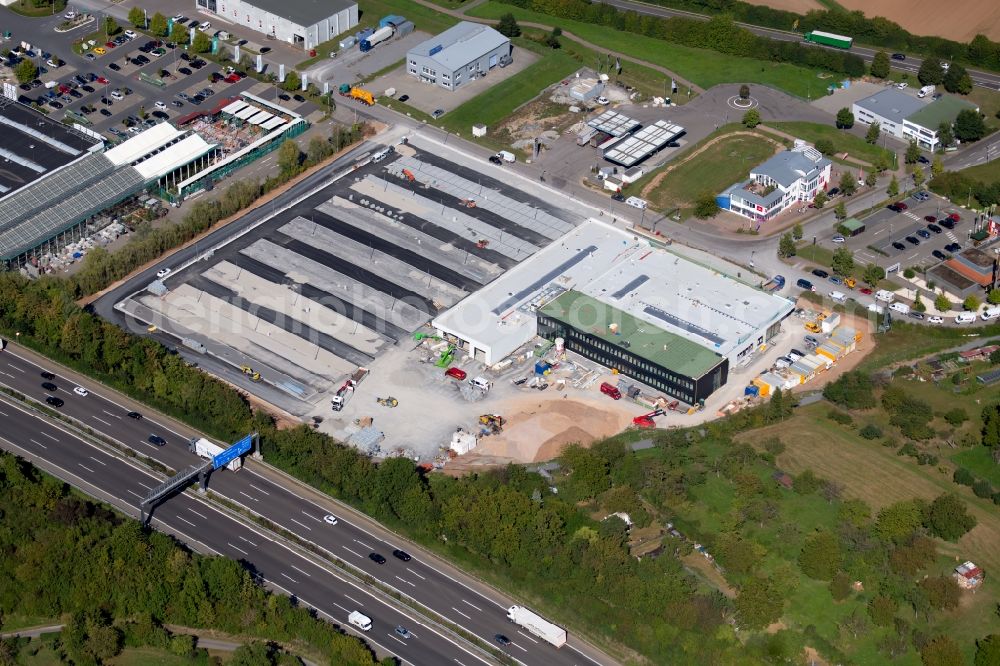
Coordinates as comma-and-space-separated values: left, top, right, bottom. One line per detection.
431, 221, 794, 404
407, 22, 510, 90
197, 0, 358, 50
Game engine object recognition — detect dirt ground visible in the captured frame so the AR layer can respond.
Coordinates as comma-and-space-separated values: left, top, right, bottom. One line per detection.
833, 0, 1000, 41
791, 300, 876, 393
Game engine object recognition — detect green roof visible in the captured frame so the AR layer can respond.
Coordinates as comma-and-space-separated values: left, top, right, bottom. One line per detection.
842, 217, 865, 231
906, 95, 978, 130
539, 290, 723, 379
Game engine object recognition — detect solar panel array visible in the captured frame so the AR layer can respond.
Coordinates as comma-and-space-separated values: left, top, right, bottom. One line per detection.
603, 120, 685, 167
586, 110, 641, 138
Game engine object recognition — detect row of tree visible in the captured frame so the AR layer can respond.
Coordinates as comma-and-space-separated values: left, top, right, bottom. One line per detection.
930, 169, 1000, 209
498, 0, 867, 78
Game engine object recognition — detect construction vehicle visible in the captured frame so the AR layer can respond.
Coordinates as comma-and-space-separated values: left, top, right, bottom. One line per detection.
476, 239, 489, 249
435, 344, 455, 368
805, 320, 821, 333
331, 367, 369, 411
479, 414, 504, 434
240, 365, 261, 382
413, 332, 441, 341
337, 83, 375, 106
844, 277, 856, 289
459, 198, 477, 208
401, 168, 415, 182
632, 409, 664, 429
377, 396, 398, 407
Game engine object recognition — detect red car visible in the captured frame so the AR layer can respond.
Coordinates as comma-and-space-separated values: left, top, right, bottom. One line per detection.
600, 382, 621, 400
224, 73, 241, 83
948, 212, 961, 222
96, 76, 109, 84
57, 84, 69, 94
923, 215, 936, 223
859, 287, 873, 295
104, 41, 116, 49
444, 367, 467, 381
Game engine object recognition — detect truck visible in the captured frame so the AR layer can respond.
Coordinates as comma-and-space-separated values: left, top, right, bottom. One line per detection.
761, 275, 785, 292
803, 31, 853, 49
360, 26, 393, 52
338, 84, 375, 106
507, 606, 567, 648
0, 338, 5, 351
189, 437, 242, 471
348, 611, 372, 632
331, 367, 369, 411
496, 150, 515, 163
182, 337, 207, 354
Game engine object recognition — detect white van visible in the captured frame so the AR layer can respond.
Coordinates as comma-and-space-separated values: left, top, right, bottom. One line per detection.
829, 290, 847, 303
955, 312, 978, 324
371, 147, 392, 163
889, 301, 910, 315
868, 302, 885, 314
625, 196, 647, 210
348, 611, 372, 632
875, 289, 895, 303
469, 376, 492, 392
917, 85, 935, 98
982, 306, 1000, 321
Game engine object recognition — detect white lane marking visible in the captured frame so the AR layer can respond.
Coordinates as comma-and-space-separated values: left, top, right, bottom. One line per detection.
29, 438, 47, 449
78, 463, 95, 473
451, 606, 471, 620
510, 641, 528, 653
126, 489, 143, 499
177, 516, 196, 527
0, 372, 13, 379
41, 432, 58, 441
88, 456, 107, 466
280, 572, 298, 584
389, 634, 407, 646
188, 507, 208, 519
102, 410, 121, 419
516, 630, 538, 644
406, 567, 425, 580
0, 409, 8, 417
343, 594, 362, 606
355, 539, 374, 550
137, 482, 153, 490
395, 575, 416, 588
238, 490, 259, 502
332, 602, 349, 612
9, 365, 23, 373
92, 416, 112, 427
228, 542, 248, 555
289, 517, 312, 531
239, 535, 258, 547
461, 599, 482, 612
249, 483, 270, 495
454, 661, 468, 666
301, 511, 321, 522
342, 546, 363, 558
290, 564, 312, 577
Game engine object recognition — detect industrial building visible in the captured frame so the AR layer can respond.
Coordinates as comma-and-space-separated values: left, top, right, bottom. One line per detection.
928, 245, 999, 298
406, 22, 510, 90
431, 221, 794, 404
721, 143, 831, 223
851, 88, 979, 151
198, 0, 358, 50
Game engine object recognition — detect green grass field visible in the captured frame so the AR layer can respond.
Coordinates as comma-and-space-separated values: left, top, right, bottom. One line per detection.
953, 447, 1000, 486
954, 157, 1000, 185
794, 243, 835, 267
467, 2, 829, 99
770, 121, 893, 167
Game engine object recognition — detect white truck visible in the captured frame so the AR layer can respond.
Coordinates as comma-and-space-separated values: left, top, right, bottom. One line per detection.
918, 85, 935, 98
507, 606, 567, 648
331, 367, 369, 411
189, 437, 242, 471
0, 338, 5, 351
348, 611, 372, 632
497, 150, 515, 163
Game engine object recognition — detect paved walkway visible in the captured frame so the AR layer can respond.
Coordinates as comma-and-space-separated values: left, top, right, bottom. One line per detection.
411, 0, 704, 94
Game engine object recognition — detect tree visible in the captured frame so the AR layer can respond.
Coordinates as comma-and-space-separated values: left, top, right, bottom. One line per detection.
813, 190, 828, 209
693, 192, 719, 219
170, 22, 189, 44
834, 201, 847, 221
955, 109, 987, 142
871, 51, 890, 79
778, 232, 796, 258
964, 295, 982, 311
920, 576, 961, 611
935, 293, 952, 312
149, 12, 168, 37
938, 122, 955, 148
544, 26, 561, 49
831, 247, 855, 276
191, 30, 212, 54
14, 59, 37, 84
925, 493, 976, 541
906, 140, 922, 165
815, 138, 835, 155
799, 530, 841, 580
734, 578, 784, 630
496, 13, 521, 38
865, 172, 878, 187
830, 571, 852, 601
876, 500, 924, 542
866, 122, 881, 144
823, 371, 876, 409
932, 156, 944, 177
913, 292, 926, 312
277, 139, 302, 175
863, 263, 886, 286
922, 635, 964, 666
869, 595, 899, 627
836, 107, 855, 129
792, 222, 803, 240
918, 57, 944, 85
887, 174, 901, 198
975, 635, 1000, 666
282, 70, 301, 92
988, 289, 1000, 305
128, 6, 145, 28
943, 63, 973, 95
739, 84, 750, 100
104, 16, 120, 36
840, 171, 857, 196
913, 166, 925, 188
840, 609, 869, 640
982, 404, 1000, 458
742, 109, 761, 128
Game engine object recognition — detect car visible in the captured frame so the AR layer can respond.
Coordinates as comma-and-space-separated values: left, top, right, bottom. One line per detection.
916, 229, 931, 239
180, 52, 191, 61
928, 223, 942, 233
945, 242, 961, 253
896, 81, 908, 89
895, 201, 908, 210
796, 278, 814, 290
394, 626, 413, 640
914, 191, 930, 201
398, 94, 409, 102
100, 108, 112, 117
96, 76, 109, 84
156, 267, 172, 279
932, 92, 943, 100
827, 187, 840, 197
948, 212, 961, 222
392, 549, 411, 562
811, 268, 829, 279
224, 73, 240, 83
124, 29, 136, 39
177, 92, 190, 100
148, 434, 166, 446
105, 42, 116, 49
923, 215, 936, 223
611, 193, 625, 202
918, 155, 930, 164
41, 381, 58, 391
931, 249, 947, 260
73, 386, 89, 396
887, 203, 901, 212
209, 71, 223, 83
85, 52, 96, 60
110, 91, 123, 101
278, 93, 290, 101
905, 236, 920, 245
832, 235, 845, 243
199, 21, 212, 31
170, 100, 183, 109
323, 514, 338, 525
829, 275, 843, 285
369, 552, 386, 564
495, 634, 511, 646
892, 241, 906, 250
48, 100, 62, 109
173, 13, 184, 21
178, 67, 192, 76
127, 411, 142, 419
445, 367, 467, 380
259, 47, 271, 54
928, 315, 944, 324
155, 100, 166, 110
93, 47, 106, 55
127, 127, 140, 134
488, 154, 502, 165
46, 396, 64, 408
293, 94, 305, 102
431, 109, 445, 119
908, 311, 925, 320
891, 53, 906, 60
152, 111, 168, 119
859, 287, 873, 295
191, 95, 204, 105
939, 218, 956, 230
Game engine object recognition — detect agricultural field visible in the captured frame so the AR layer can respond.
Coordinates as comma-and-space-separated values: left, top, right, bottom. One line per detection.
833, 0, 1000, 42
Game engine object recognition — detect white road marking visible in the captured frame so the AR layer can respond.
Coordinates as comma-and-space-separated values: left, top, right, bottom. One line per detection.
389, 634, 407, 646
177, 516, 196, 527
0, 372, 13, 379
462, 599, 482, 612
0, 409, 8, 417
249, 483, 270, 495
228, 542, 248, 555
301, 511, 321, 522
239, 535, 258, 547
289, 517, 312, 531
342, 546, 363, 558
188, 507, 208, 519
238, 490, 259, 502
126, 489, 143, 499
332, 602, 349, 612
92, 415, 112, 427
280, 572, 297, 584
78, 463, 95, 473
137, 482, 153, 490
88, 456, 107, 466
290, 565, 311, 577
41, 432, 58, 441
406, 567, 426, 580
343, 594, 362, 606
395, 575, 416, 588
9, 365, 23, 373
355, 539, 374, 550
451, 606, 471, 620
517, 630, 538, 644
29, 438, 47, 449
102, 410, 121, 419
510, 641, 528, 653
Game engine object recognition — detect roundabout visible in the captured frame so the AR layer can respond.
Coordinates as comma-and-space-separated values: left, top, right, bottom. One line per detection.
728, 95, 759, 110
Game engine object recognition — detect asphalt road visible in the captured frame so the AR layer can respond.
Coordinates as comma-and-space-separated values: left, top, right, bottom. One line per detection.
0, 345, 614, 666
598, 0, 1000, 91
0, 396, 481, 666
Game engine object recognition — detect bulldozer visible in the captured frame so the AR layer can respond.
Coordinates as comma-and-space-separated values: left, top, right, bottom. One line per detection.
240, 365, 262, 382
377, 396, 398, 408
804, 320, 821, 333
460, 198, 477, 208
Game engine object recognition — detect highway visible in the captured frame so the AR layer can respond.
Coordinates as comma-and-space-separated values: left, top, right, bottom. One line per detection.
0, 345, 614, 666
598, 0, 1000, 91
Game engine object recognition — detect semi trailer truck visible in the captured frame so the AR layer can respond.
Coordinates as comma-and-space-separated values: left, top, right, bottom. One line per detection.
360, 26, 393, 52
803, 31, 853, 49
507, 606, 567, 648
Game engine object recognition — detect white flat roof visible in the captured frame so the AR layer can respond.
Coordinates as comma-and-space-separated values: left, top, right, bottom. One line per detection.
235, 105, 261, 120
432, 220, 793, 363
260, 117, 286, 131
586, 110, 640, 138
104, 123, 182, 166
247, 110, 274, 125
133, 134, 216, 180
222, 100, 249, 115
604, 120, 685, 167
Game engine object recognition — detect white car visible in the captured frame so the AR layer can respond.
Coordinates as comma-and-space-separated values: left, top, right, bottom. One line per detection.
832, 235, 845, 243
173, 14, 184, 21
955, 312, 978, 324
124, 30, 136, 39
323, 515, 338, 525
927, 315, 943, 324
896, 82, 908, 89
73, 386, 89, 396
155, 101, 166, 110
156, 267, 172, 279
199, 21, 212, 31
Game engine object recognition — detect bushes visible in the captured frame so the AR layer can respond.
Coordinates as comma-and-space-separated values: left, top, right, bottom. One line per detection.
953, 467, 975, 486
859, 424, 883, 440
822, 371, 876, 409
827, 409, 853, 426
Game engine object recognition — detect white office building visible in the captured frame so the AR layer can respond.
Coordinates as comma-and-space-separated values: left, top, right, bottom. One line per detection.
197, 0, 358, 50
851, 88, 979, 151
406, 22, 510, 91
722, 143, 831, 223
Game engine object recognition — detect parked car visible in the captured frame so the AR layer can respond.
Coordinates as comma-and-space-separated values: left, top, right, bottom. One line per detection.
431, 108, 445, 119
796, 278, 814, 291
178, 67, 192, 76
905, 235, 920, 245
945, 242, 962, 253
927, 315, 943, 324
891, 241, 906, 250
611, 193, 625, 202
829, 275, 843, 285
932, 250, 947, 260
398, 94, 409, 102
927, 223, 942, 233
916, 229, 931, 239
811, 268, 829, 279
826, 187, 840, 197
909, 311, 925, 320
832, 235, 845, 243
444, 367, 467, 381
859, 287, 873, 295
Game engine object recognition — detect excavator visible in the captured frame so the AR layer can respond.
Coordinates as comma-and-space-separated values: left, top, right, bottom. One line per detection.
377, 396, 398, 408
240, 365, 261, 382
479, 414, 504, 434
435, 344, 455, 368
